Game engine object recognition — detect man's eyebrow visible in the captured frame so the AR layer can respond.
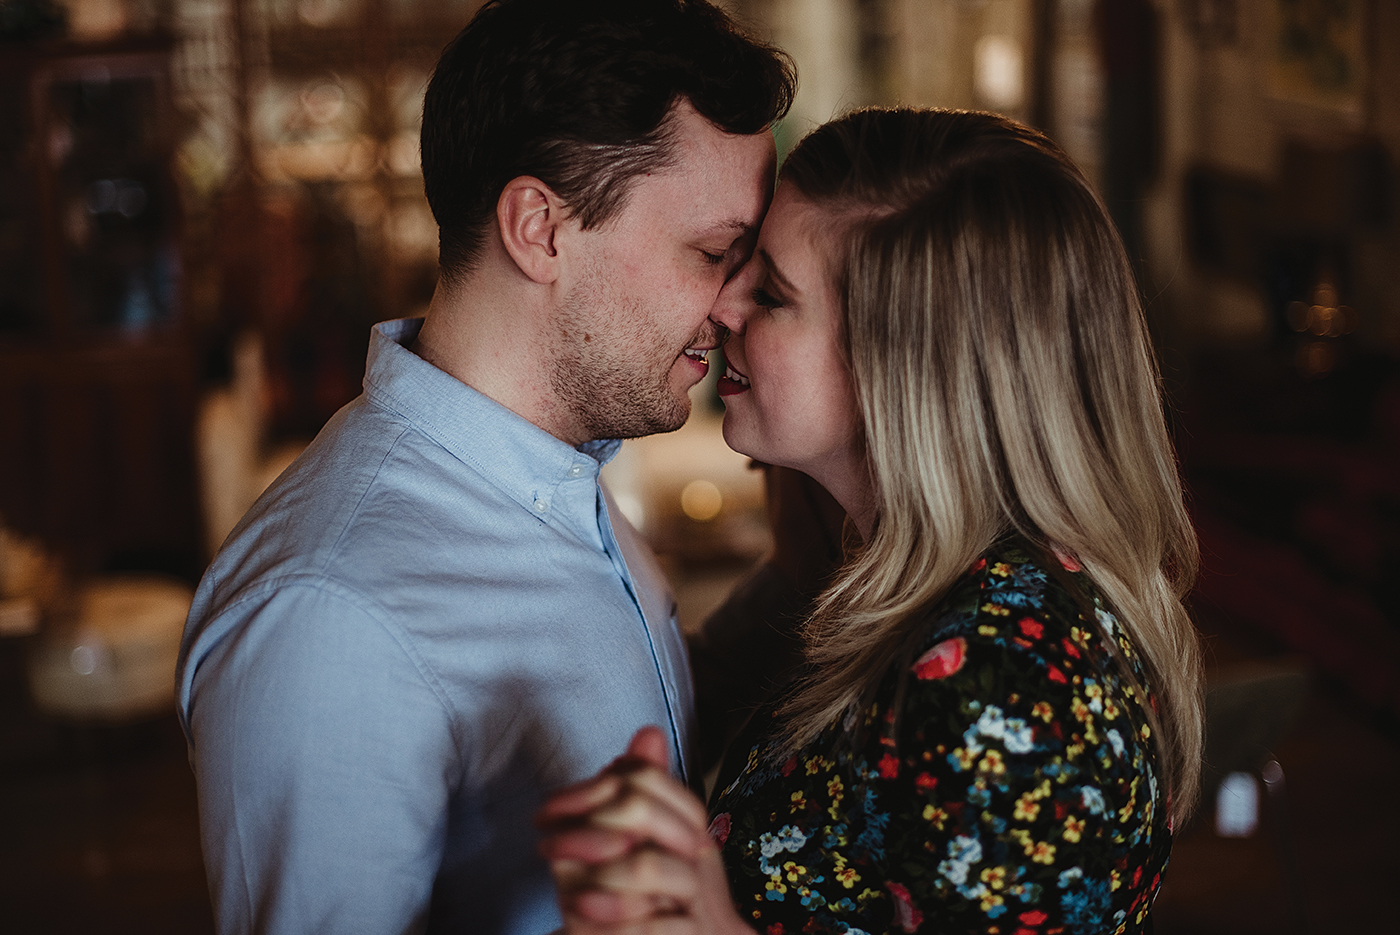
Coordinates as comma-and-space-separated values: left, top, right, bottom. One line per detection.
701, 218, 757, 238
759, 248, 799, 297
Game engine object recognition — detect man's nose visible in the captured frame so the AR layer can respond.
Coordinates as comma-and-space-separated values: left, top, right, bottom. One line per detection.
708, 276, 748, 335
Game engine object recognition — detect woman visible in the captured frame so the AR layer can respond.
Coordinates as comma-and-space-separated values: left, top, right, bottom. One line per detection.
539, 108, 1203, 935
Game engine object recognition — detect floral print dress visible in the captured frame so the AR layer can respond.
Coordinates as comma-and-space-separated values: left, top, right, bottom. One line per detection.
709, 542, 1170, 935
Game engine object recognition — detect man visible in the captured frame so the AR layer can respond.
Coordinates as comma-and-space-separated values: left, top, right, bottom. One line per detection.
175, 2, 794, 932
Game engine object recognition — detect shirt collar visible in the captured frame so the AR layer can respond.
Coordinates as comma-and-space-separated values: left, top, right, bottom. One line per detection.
363, 318, 620, 540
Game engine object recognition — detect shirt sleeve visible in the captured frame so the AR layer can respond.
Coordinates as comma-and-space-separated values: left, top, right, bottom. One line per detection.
185, 582, 459, 935
873, 625, 1136, 935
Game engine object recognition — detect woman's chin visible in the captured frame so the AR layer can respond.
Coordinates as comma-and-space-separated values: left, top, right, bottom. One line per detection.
719, 413, 762, 461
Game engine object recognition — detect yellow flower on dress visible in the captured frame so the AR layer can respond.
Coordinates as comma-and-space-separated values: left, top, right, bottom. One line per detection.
790, 791, 807, 812
835, 866, 860, 888
980, 865, 1007, 890
991, 562, 1012, 577
1030, 841, 1056, 864
1072, 697, 1092, 724
978, 624, 998, 636
1064, 816, 1085, 843
922, 803, 948, 829
783, 860, 805, 883
979, 750, 1006, 776
981, 603, 1010, 616
1013, 793, 1040, 822
1032, 701, 1054, 722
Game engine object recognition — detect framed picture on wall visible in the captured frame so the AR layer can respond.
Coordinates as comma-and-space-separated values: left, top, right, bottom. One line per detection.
1262, 0, 1369, 120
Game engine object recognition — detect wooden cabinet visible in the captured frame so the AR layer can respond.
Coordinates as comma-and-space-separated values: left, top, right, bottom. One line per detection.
0, 37, 201, 579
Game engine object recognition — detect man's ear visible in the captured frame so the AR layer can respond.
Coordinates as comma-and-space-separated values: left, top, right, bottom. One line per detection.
497, 176, 564, 284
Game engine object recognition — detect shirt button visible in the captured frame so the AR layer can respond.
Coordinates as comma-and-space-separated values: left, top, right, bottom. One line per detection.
533, 499, 548, 513
567, 464, 586, 478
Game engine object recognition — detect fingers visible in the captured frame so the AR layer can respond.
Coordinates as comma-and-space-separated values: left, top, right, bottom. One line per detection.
563, 908, 698, 935
591, 847, 700, 902
556, 846, 698, 923
538, 772, 626, 824
538, 754, 711, 860
556, 844, 746, 935
586, 769, 710, 856
537, 726, 675, 825
540, 826, 636, 863
625, 725, 672, 770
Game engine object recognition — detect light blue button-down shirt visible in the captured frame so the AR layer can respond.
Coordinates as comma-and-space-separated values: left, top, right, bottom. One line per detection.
176, 318, 693, 935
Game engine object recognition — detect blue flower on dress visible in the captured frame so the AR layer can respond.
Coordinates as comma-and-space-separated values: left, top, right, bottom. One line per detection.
1060, 876, 1112, 932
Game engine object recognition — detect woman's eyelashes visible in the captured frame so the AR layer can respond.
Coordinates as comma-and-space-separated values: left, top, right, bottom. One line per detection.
751, 285, 782, 309
701, 250, 727, 267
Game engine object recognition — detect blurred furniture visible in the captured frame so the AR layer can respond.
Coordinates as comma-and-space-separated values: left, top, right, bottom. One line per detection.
0, 35, 202, 578
26, 574, 193, 721
1200, 658, 1311, 935
1202, 658, 1309, 804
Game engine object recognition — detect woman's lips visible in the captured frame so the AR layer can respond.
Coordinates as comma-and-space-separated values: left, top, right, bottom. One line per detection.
717, 362, 750, 397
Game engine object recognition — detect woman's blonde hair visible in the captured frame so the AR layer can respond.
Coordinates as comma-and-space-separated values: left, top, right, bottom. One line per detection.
776, 108, 1203, 825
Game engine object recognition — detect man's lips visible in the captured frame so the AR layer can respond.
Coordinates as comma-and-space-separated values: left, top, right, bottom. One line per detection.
682, 346, 712, 368
717, 361, 750, 397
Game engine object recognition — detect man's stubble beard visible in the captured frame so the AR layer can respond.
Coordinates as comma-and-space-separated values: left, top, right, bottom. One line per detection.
548, 274, 692, 442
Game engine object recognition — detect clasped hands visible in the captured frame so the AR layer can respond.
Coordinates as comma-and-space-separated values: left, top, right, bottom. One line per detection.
536, 726, 753, 935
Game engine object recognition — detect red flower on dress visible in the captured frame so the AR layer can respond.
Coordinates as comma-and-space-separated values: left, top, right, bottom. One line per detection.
1019, 910, 1048, 926
1047, 665, 1067, 684
781, 757, 797, 777
766, 925, 784, 935
915, 772, 938, 791
707, 812, 731, 845
879, 754, 900, 779
1018, 618, 1044, 640
912, 638, 967, 680
885, 881, 925, 933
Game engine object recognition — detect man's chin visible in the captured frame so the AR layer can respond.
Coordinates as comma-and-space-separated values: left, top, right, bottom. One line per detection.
593, 397, 691, 441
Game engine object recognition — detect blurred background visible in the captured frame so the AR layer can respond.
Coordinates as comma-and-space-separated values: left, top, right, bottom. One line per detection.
0, 0, 1396, 931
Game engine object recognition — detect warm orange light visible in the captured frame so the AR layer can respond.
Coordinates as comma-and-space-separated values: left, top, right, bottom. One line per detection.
680, 480, 724, 522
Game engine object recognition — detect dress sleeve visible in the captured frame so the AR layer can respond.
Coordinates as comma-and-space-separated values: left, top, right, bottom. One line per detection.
185, 583, 459, 935
873, 620, 1140, 935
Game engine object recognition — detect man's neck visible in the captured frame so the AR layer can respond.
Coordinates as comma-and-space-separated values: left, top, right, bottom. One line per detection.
413, 273, 586, 447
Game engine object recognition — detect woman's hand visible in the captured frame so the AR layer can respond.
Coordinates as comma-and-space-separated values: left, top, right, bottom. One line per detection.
537, 727, 755, 935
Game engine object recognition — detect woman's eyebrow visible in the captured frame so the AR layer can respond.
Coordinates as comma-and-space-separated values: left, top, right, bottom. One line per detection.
759, 248, 800, 297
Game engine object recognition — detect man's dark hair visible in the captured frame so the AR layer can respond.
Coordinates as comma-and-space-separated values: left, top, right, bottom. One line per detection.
421, 0, 796, 284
